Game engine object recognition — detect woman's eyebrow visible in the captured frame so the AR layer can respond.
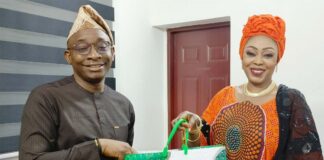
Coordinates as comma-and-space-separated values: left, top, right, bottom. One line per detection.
246, 46, 258, 50
262, 47, 275, 51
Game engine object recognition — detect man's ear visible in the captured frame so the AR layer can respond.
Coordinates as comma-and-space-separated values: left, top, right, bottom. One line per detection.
64, 50, 72, 64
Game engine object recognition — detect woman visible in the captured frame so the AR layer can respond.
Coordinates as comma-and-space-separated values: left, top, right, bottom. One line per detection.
172, 14, 323, 160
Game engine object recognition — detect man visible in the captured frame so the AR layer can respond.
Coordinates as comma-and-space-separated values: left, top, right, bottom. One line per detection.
19, 5, 136, 160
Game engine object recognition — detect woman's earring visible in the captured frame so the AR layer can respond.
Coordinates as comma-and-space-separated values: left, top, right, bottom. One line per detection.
275, 65, 278, 72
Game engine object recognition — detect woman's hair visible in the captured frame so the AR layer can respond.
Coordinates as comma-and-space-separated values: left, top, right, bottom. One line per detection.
239, 14, 286, 62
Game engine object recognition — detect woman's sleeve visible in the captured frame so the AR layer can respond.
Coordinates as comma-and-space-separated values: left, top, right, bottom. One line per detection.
201, 86, 231, 124
285, 90, 323, 160
200, 86, 232, 145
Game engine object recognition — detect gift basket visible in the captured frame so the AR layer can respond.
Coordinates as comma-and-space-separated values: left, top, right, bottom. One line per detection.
125, 119, 226, 160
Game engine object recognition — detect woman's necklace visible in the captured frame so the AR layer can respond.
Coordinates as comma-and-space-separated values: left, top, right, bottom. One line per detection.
243, 81, 276, 97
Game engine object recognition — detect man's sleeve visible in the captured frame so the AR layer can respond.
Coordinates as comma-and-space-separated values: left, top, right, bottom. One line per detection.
127, 102, 135, 146
19, 89, 101, 160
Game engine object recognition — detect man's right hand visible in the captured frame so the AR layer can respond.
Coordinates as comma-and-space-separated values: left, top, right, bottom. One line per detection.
98, 139, 136, 160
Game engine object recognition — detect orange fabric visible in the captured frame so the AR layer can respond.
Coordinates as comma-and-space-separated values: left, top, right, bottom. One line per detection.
201, 86, 279, 160
239, 14, 286, 62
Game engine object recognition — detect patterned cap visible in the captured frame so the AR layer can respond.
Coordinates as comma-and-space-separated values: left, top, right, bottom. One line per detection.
67, 5, 114, 44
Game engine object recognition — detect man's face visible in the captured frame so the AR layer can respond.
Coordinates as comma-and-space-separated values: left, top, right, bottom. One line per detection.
65, 28, 114, 84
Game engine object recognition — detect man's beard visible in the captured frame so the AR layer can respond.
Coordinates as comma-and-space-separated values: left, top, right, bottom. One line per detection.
86, 76, 105, 84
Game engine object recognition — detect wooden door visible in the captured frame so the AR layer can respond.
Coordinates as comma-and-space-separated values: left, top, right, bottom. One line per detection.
168, 22, 230, 148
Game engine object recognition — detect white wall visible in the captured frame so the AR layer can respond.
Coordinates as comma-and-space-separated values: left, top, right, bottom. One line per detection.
114, 0, 168, 150
114, 0, 324, 150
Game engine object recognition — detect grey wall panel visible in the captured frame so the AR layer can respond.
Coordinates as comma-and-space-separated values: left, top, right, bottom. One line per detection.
0, 27, 114, 49
0, 27, 66, 49
0, 41, 66, 64
0, 59, 114, 77
0, 60, 72, 76
0, 123, 20, 138
0, 59, 116, 76
0, 136, 19, 154
0, 74, 116, 92
30, 0, 114, 21
0, 0, 114, 29
0, 105, 23, 123
0, 92, 29, 106
105, 77, 116, 90
90, 0, 113, 6
0, 0, 77, 23
0, 8, 72, 37
0, 74, 66, 92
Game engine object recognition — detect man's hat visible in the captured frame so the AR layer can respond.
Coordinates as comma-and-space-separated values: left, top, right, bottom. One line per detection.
67, 5, 114, 44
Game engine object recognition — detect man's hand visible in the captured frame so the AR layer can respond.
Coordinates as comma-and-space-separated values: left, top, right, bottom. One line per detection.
98, 139, 137, 160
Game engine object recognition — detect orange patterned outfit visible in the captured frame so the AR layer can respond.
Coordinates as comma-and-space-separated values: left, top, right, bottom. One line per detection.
201, 86, 278, 159
199, 86, 323, 160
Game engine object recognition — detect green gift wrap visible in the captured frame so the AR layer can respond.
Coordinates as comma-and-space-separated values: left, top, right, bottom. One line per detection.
125, 119, 226, 160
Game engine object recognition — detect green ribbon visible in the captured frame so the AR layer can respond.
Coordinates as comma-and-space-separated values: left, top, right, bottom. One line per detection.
162, 118, 189, 158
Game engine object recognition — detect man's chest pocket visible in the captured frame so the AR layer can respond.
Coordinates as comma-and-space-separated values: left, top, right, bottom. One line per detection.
113, 125, 128, 141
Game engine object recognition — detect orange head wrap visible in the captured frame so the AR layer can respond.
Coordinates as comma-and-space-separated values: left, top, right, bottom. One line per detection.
239, 14, 286, 62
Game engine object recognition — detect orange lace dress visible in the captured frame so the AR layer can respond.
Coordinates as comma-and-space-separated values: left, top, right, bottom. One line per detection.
201, 86, 279, 160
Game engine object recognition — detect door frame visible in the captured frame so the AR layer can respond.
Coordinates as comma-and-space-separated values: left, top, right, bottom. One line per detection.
167, 22, 230, 133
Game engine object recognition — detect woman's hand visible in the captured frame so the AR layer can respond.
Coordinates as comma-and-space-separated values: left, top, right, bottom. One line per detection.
98, 139, 137, 160
171, 111, 202, 134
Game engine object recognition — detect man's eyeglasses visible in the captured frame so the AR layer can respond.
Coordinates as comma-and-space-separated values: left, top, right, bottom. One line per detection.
69, 41, 113, 55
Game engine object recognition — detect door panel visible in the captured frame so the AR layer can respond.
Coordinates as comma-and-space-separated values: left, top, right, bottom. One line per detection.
169, 23, 230, 149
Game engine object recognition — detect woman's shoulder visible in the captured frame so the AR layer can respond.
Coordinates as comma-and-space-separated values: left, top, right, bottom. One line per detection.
210, 86, 236, 102
215, 86, 235, 96
278, 84, 305, 98
219, 85, 235, 92
277, 84, 308, 109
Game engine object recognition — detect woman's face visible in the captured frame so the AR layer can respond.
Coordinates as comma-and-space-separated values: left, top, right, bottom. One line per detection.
242, 35, 278, 87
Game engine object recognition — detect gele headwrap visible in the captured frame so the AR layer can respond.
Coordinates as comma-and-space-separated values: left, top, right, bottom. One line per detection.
239, 14, 286, 62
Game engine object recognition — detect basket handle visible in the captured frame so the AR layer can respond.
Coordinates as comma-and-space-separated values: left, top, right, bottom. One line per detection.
162, 118, 189, 157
